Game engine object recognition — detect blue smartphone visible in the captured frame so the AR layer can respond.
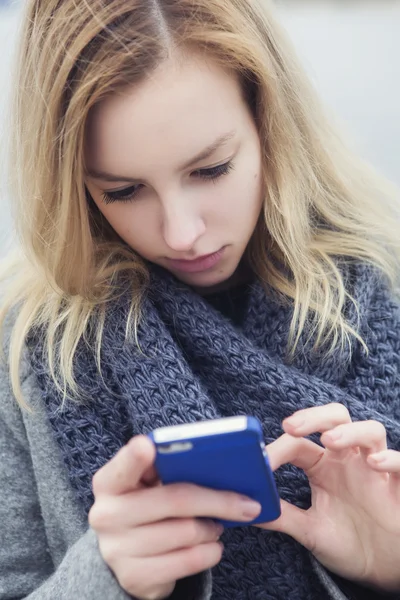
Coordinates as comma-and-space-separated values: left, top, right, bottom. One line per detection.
148, 415, 281, 528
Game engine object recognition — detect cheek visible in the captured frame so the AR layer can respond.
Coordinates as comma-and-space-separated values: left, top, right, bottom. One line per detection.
216, 167, 263, 225
114, 206, 158, 251
99, 204, 134, 237
91, 194, 159, 254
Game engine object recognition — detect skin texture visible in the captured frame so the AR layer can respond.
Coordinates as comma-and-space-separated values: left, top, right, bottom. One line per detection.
85, 53, 263, 293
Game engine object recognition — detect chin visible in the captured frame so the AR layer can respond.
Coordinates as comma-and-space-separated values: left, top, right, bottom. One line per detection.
171, 263, 240, 292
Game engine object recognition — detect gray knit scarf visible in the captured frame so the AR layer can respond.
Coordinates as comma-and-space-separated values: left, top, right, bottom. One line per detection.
27, 263, 400, 600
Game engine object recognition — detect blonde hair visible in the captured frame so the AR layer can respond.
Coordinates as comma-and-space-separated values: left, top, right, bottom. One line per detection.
1, 0, 399, 408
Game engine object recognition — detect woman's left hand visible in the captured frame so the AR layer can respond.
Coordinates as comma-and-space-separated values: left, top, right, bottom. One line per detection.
258, 403, 400, 592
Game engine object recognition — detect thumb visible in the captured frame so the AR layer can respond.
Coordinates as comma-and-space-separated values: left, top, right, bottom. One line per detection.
257, 500, 315, 552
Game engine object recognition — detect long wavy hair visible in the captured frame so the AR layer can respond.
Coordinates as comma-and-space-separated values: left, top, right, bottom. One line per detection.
0, 0, 399, 408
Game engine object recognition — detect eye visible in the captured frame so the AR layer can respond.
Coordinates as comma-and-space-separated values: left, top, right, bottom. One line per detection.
102, 184, 143, 205
100, 160, 234, 205
192, 161, 234, 181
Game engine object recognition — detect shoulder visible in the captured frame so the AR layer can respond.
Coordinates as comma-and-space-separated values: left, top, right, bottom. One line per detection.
347, 263, 400, 373
349, 262, 400, 323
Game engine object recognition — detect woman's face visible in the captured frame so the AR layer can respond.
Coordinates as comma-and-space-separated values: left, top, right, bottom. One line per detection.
85, 53, 263, 291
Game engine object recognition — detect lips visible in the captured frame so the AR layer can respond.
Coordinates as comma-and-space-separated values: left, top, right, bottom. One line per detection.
164, 247, 225, 274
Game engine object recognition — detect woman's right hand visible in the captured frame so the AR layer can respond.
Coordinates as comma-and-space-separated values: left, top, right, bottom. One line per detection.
89, 435, 262, 600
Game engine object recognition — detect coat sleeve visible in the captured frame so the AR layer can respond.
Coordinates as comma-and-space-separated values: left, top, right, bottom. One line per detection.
0, 365, 134, 600
0, 360, 211, 600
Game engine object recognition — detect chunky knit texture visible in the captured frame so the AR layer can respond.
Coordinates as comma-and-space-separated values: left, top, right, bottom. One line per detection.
27, 263, 400, 600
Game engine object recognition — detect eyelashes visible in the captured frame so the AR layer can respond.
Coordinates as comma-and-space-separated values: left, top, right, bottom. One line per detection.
102, 184, 142, 205
192, 160, 234, 182
102, 160, 234, 205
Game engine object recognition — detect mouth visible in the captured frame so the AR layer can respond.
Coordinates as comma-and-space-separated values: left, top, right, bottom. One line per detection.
164, 247, 226, 274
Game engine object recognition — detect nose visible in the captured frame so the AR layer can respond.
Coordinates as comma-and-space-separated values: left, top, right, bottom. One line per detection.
162, 196, 206, 253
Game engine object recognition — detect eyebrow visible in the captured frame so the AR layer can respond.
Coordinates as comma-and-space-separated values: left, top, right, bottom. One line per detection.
85, 130, 236, 183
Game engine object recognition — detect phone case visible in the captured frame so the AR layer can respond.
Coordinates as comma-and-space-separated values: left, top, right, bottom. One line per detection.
148, 416, 281, 528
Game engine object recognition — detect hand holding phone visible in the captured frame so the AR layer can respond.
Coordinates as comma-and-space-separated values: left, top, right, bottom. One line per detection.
89, 434, 264, 600
149, 415, 281, 528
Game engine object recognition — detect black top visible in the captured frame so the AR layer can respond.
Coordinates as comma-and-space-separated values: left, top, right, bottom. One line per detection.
204, 282, 250, 326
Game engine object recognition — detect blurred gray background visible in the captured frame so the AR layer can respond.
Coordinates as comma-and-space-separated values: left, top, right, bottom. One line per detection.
0, 0, 399, 256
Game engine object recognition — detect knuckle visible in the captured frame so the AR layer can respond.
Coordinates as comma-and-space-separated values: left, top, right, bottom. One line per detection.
98, 540, 120, 567
88, 504, 101, 530
92, 469, 105, 496
119, 564, 173, 600
332, 403, 350, 421
168, 484, 194, 515
88, 501, 114, 531
117, 568, 137, 595
117, 563, 153, 597
214, 541, 224, 563
369, 420, 386, 438
182, 545, 209, 573
144, 587, 175, 600
183, 542, 222, 574
184, 519, 207, 546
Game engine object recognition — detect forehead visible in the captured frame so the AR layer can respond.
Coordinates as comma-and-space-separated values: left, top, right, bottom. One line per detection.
85, 54, 248, 174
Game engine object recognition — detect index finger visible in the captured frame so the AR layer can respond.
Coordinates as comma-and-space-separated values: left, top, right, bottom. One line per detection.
267, 434, 324, 473
283, 403, 351, 437
92, 435, 156, 497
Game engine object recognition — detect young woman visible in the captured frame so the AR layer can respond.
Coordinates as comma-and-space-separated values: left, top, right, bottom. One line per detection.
0, 1, 399, 599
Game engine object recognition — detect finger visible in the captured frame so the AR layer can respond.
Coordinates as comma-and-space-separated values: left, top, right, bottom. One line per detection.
92, 483, 261, 529
111, 518, 223, 557
368, 449, 400, 473
257, 500, 314, 552
283, 403, 351, 437
141, 464, 160, 487
321, 421, 387, 456
267, 434, 324, 472
92, 435, 156, 496
118, 541, 223, 593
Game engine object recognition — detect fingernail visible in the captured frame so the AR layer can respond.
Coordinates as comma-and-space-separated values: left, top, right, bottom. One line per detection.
214, 522, 224, 537
240, 497, 262, 519
284, 416, 305, 429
